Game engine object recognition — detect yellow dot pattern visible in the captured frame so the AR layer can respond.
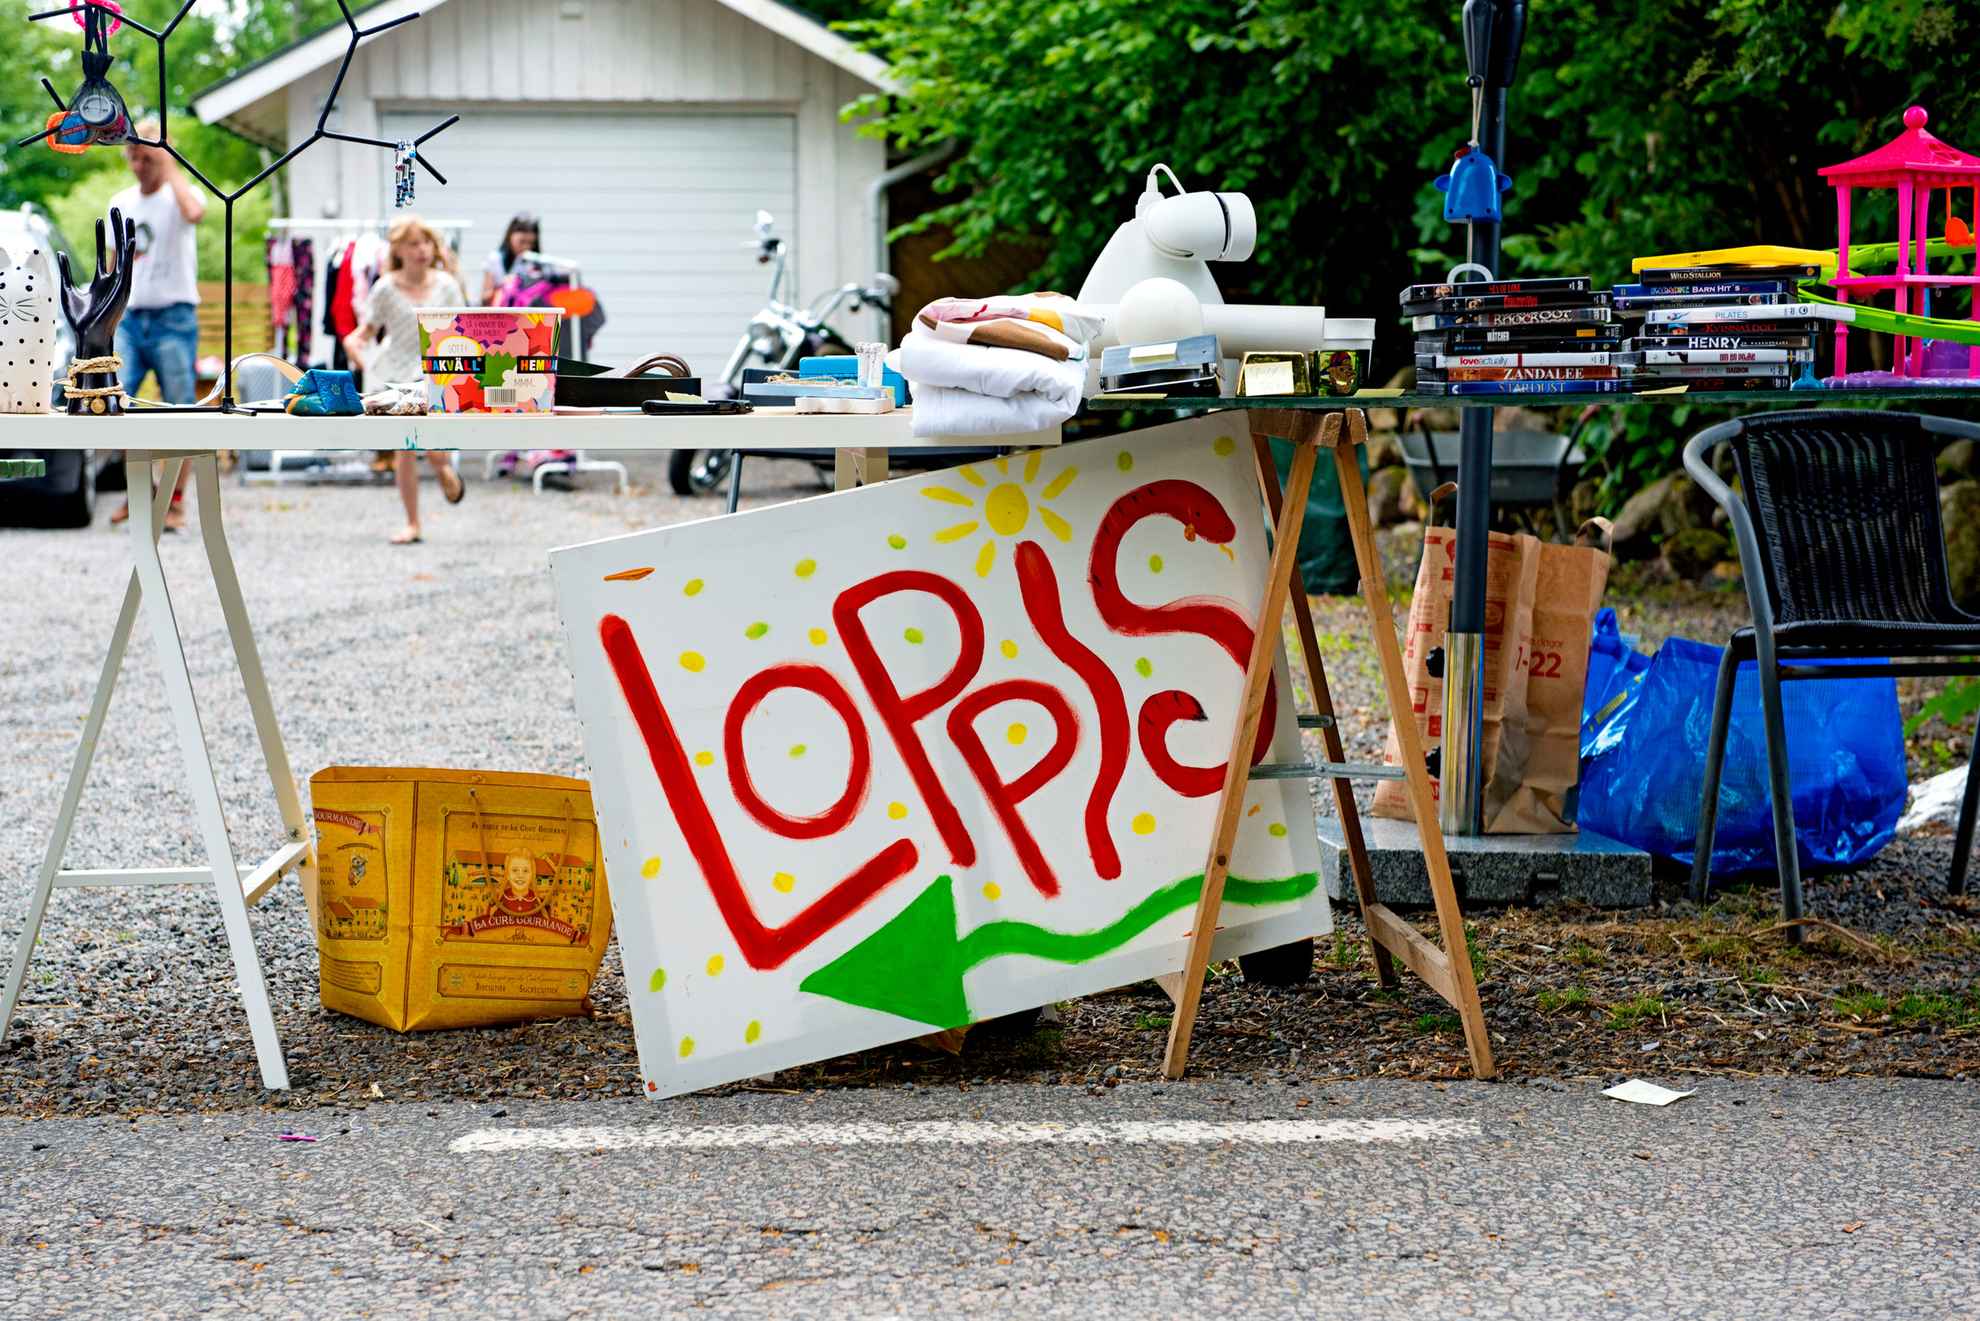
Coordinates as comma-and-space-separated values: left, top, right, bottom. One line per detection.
789, 744, 807, 758
694, 750, 716, 768
1214, 435, 1237, 456
649, 967, 666, 993
904, 627, 925, 645
1134, 658, 1153, 678
745, 1020, 763, 1044
808, 627, 829, 647
887, 534, 907, 550
680, 651, 706, 673
1149, 554, 1164, 574
1269, 823, 1289, 837
794, 558, 817, 579
679, 1037, 695, 1058
706, 954, 725, 976
745, 621, 769, 639
684, 578, 704, 596
772, 871, 796, 894
1132, 812, 1157, 835
640, 855, 662, 879
1007, 723, 1028, 746
982, 882, 1002, 901
1116, 452, 1134, 472
1000, 640, 1019, 660
887, 801, 909, 820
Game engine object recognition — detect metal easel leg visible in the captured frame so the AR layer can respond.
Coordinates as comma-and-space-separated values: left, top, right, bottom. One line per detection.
0, 461, 177, 1047
127, 455, 291, 1090
191, 456, 318, 925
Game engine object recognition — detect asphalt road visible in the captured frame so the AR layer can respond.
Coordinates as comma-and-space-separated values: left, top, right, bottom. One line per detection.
2, 1077, 1976, 1319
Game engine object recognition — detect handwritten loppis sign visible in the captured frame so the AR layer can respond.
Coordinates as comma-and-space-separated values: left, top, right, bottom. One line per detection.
551, 415, 1326, 1099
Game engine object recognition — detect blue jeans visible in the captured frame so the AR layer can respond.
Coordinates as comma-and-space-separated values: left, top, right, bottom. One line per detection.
114, 303, 198, 405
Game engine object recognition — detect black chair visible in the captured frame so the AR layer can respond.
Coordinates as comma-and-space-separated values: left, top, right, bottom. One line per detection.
1683, 410, 1980, 926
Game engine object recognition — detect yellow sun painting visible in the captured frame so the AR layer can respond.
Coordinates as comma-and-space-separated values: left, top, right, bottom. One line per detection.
922, 452, 1078, 577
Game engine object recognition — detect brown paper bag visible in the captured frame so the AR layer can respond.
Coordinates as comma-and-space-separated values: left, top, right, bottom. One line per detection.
1372, 517, 1609, 833
1484, 523, 1612, 833
1371, 522, 1536, 826
309, 767, 612, 1031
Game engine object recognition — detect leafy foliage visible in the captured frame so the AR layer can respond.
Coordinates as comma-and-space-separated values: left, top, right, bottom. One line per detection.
846, 0, 1979, 501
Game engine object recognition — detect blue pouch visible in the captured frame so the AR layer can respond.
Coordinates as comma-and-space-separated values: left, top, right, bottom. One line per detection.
1578, 636, 1906, 877
284, 369, 363, 416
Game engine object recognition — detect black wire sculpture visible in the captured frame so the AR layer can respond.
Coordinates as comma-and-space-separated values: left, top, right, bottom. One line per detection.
15, 0, 459, 413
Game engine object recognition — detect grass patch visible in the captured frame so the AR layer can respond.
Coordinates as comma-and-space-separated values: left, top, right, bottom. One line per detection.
1536, 986, 1592, 1014
1889, 992, 1980, 1029
1607, 996, 1670, 1030
1832, 992, 1889, 1020
1744, 964, 1782, 987
1414, 1013, 1462, 1035
1465, 922, 1487, 982
1132, 1013, 1172, 1031
1328, 932, 1361, 971
1011, 1028, 1066, 1066
1564, 942, 1606, 968
1689, 933, 1754, 963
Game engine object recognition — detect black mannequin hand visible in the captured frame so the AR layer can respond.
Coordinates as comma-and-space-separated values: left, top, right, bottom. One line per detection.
58, 208, 137, 415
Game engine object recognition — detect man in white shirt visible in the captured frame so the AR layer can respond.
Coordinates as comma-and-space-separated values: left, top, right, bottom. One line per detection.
108, 119, 203, 530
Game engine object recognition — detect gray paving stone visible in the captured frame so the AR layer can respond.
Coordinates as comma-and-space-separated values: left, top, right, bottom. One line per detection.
1318, 815, 1653, 907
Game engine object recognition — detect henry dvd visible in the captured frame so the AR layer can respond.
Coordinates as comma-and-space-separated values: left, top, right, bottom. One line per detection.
1400, 276, 1593, 303
1630, 333, 1815, 351
1412, 307, 1616, 330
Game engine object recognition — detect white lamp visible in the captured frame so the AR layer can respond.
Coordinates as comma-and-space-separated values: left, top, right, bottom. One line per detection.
1077, 164, 1254, 312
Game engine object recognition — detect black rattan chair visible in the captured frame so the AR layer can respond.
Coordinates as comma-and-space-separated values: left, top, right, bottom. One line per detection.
1682, 410, 1980, 927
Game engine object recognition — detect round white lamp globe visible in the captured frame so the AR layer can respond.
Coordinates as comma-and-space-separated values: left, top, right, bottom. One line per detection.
1116, 276, 1205, 343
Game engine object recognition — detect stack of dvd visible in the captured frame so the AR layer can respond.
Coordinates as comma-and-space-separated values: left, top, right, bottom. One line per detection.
1404, 277, 1623, 396
1612, 262, 1825, 392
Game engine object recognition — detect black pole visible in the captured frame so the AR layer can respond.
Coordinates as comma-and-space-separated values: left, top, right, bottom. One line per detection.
1451, 81, 1505, 639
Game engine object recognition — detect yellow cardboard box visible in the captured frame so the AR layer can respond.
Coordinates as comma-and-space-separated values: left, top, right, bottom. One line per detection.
308, 767, 612, 1031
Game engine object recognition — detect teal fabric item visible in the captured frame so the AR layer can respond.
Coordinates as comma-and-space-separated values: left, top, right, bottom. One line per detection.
285, 369, 363, 416
1269, 435, 1368, 596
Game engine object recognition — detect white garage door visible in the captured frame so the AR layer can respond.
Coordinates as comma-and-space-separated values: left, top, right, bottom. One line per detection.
380, 108, 796, 374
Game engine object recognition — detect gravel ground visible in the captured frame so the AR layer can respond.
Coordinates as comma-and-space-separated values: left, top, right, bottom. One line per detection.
0, 455, 1973, 1117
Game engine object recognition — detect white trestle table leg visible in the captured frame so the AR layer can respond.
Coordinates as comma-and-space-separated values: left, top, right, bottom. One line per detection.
0, 460, 179, 1047
124, 453, 290, 1090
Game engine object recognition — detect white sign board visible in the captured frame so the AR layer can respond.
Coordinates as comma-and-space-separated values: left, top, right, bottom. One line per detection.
552, 415, 1328, 1098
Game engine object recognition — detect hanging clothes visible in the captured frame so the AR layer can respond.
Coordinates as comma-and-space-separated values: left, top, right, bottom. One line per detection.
289, 237, 315, 367
267, 234, 297, 356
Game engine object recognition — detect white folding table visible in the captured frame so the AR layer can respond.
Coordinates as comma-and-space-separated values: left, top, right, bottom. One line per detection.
0, 408, 1059, 1090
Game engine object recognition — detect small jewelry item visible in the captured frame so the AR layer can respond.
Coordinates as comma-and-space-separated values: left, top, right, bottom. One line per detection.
393, 139, 416, 207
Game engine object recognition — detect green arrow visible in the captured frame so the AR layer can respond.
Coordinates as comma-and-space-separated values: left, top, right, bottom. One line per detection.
799, 870, 1318, 1028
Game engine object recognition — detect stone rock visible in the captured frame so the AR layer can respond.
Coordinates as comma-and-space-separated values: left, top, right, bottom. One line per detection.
1610, 473, 1676, 559
1655, 474, 1720, 538
1366, 429, 1405, 472
1938, 439, 1980, 485
1663, 527, 1728, 580
1366, 466, 1415, 526
1944, 480, 1980, 611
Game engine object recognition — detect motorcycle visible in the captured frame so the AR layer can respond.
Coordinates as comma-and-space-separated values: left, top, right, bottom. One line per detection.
668, 211, 899, 497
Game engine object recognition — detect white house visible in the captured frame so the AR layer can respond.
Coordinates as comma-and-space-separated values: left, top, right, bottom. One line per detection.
192, 0, 895, 370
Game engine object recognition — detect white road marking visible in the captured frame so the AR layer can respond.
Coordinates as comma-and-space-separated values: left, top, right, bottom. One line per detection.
448, 1117, 1480, 1154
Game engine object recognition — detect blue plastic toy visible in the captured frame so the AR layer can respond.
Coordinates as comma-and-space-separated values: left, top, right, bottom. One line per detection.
1436, 144, 1512, 224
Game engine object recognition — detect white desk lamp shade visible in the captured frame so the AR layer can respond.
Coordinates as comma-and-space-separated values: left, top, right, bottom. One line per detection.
1116, 277, 1205, 343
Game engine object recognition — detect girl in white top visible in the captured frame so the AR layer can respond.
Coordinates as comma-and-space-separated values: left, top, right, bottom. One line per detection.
343, 215, 468, 545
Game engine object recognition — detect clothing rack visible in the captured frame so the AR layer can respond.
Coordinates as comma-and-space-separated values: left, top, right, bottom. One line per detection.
264, 217, 474, 369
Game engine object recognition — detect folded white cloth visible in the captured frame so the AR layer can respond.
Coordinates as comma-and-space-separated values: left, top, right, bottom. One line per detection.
897, 330, 1086, 438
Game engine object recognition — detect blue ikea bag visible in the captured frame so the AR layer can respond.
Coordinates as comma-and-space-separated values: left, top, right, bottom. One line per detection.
1577, 636, 1906, 877
1582, 608, 1649, 726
